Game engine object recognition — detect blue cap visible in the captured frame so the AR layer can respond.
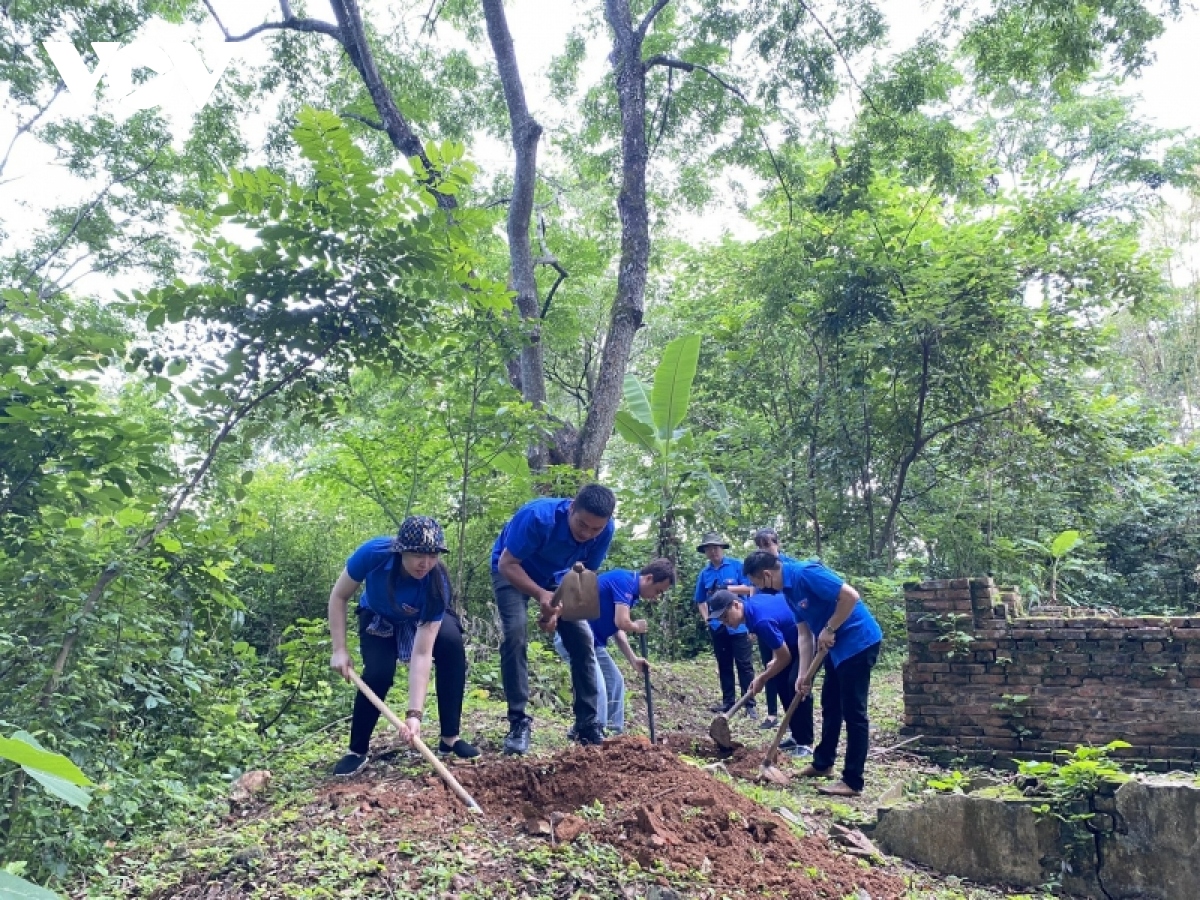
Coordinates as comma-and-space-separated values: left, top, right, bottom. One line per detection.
707, 589, 738, 623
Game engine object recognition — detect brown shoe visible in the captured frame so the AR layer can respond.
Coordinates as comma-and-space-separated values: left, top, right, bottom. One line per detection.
797, 764, 834, 778
818, 780, 862, 797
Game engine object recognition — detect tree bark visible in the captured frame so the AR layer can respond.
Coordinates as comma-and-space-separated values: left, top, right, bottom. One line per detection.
205, 0, 453, 208
575, 0, 659, 472
481, 0, 550, 470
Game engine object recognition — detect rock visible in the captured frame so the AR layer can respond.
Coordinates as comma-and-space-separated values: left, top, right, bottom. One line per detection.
966, 776, 1001, 793
876, 782, 905, 807
1100, 780, 1200, 900
554, 814, 587, 843
524, 818, 551, 837
747, 817, 778, 843
685, 792, 717, 807
828, 824, 884, 862
633, 804, 680, 844
874, 794, 1055, 886
646, 887, 681, 900
229, 769, 271, 804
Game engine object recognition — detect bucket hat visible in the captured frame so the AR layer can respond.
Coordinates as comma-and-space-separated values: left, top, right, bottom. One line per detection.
392, 515, 449, 554
696, 532, 731, 553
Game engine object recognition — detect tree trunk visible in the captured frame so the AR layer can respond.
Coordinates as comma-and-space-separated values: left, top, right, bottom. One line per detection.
876, 335, 931, 560
574, 0, 658, 472
330, 1, 445, 192
481, 0, 550, 471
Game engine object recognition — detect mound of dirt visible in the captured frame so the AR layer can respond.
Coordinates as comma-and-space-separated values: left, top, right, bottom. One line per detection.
320, 737, 901, 898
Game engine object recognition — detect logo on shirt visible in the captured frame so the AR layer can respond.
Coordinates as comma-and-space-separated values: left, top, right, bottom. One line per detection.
400, 604, 419, 616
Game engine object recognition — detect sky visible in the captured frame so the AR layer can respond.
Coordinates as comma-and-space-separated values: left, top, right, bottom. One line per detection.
3, 0, 1200, 284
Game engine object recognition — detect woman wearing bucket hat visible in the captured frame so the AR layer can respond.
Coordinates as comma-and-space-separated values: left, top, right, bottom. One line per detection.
328, 515, 478, 777
693, 532, 758, 717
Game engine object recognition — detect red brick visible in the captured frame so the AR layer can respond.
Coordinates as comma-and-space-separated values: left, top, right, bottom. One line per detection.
915, 662, 950, 673
969, 674, 1007, 684
933, 673, 972, 684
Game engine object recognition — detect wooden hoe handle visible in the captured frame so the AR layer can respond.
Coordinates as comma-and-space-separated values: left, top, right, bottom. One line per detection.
347, 669, 483, 814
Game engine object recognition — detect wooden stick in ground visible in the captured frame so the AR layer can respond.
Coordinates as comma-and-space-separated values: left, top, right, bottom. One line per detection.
763, 647, 829, 768
869, 734, 924, 759
347, 669, 483, 814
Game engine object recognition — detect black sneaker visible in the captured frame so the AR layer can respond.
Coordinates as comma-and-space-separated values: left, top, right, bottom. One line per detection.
574, 724, 606, 746
746, 706, 759, 721
708, 702, 730, 714
439, 739, 480, 760
760, 716, 779, 730
503, 716, 532, 755
332, 752, 368, 777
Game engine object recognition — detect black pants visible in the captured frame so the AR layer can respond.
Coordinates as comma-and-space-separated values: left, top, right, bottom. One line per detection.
758, 639, 778, 717
813, 641, 881, 792
762, 635, 815, 746
491, 571, 599, 729
710, 627, 756, 709
349, 608, 467, 755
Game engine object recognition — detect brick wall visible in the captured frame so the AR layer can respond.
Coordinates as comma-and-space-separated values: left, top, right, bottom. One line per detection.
901, 578, 1200, 770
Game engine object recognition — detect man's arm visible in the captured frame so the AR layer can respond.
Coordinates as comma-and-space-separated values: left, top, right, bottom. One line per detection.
614, 603, 647, 634
795, 621, 815, 694
750, 643, 792, 696
613, 631, 648, 674
728, 584, 754, 596
497, 548, 555, 606
817, 583, 861, 651
328, 569, 361, 679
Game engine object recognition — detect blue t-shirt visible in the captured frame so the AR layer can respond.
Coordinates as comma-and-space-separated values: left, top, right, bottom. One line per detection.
743, 593, 799, 653
590, 569, 639, 648
346, 537, 446, 624
490, 497, 614, 590
694, 556, 749, 634
780, 560, 882, 667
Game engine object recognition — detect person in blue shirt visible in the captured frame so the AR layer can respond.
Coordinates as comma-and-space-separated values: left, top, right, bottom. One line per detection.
743, 551, 884, 797
491, 484, 617, 755
704, 589, 812, 753
327, 516, 478, 778
750, 527, 812, 751
554, 558, 676, 734
693, 533, 758, 717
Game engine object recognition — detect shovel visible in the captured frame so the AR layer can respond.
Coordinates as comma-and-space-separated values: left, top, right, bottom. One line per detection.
757, 646, 829, 786
639, 632, 656, 744
347, 669, 483, 814
708, 689, 757, 751
540, 562, 600, 629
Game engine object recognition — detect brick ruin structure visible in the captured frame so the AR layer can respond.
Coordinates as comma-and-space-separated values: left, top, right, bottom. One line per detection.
901, 578, 1200, 770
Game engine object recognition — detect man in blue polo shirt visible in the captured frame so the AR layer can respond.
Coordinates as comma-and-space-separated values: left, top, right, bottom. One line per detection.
743, 551, 883, 797
750, 527, 804, 733
491, 484, 616, 755
693, 533, 758, 717
554, 558, 676, 734
704, 588, 812, 754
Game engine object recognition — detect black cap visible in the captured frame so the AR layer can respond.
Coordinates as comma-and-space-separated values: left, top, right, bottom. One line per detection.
707, 589, 738, 623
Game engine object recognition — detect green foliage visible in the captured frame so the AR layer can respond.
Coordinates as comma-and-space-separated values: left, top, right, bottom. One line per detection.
919, 613, 976, 659
1019, 742, 1134, 821
926, 770, 972, 793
